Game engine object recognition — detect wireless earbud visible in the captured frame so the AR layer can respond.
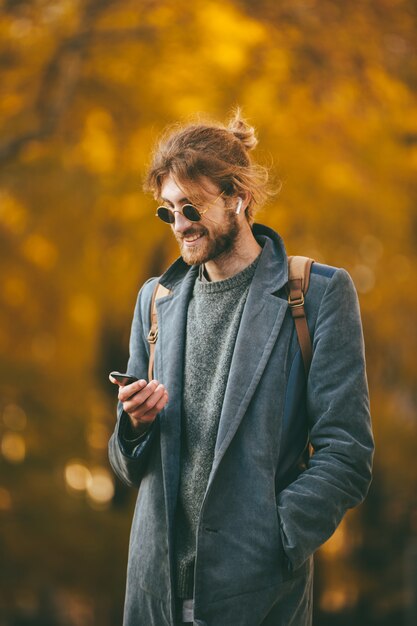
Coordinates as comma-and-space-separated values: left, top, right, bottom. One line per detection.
235, 197, 243, 214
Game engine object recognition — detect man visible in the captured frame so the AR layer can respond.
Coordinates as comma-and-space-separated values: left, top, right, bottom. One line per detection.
108, 111, 374, 626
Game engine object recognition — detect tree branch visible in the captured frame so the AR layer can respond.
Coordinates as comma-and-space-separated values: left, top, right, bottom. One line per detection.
0, 0, 155, 165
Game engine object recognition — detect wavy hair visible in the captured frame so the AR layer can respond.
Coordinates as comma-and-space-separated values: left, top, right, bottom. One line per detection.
144, 109, 275, 224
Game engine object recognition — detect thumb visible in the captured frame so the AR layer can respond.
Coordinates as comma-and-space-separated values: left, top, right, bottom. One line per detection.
109, 374, 123, 386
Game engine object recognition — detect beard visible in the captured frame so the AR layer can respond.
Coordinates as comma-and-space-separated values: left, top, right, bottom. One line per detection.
174, 211, 240, 266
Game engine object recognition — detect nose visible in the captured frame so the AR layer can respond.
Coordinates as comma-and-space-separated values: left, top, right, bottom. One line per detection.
172, 210, 193, 233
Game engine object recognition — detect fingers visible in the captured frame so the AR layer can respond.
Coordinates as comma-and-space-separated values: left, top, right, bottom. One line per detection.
126, 381, 164, 414
129, 388, 169, 430
120, 380, 169, 424
140, 390, 169, 420
117, 379, 147, 401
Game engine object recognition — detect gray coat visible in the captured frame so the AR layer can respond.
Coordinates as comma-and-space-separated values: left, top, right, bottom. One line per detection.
108, 224, 374, 626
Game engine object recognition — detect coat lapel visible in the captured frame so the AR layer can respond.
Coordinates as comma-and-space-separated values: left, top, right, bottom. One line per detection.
211, 236, 289, 476
155, 265, 198, 528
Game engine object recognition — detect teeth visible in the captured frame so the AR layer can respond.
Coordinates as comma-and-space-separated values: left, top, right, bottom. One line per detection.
185, 234, 202, 242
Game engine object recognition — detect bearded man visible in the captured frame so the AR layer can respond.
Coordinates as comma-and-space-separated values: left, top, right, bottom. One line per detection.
108, 111, 374, 626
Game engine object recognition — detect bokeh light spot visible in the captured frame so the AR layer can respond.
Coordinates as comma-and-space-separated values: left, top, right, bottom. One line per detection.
86, 466, 115, 509
320, 586, 358, 613
0, 191, 27, 234
21, 234, 57, 269
64, 461, 92, 492
1, 432, 26, 463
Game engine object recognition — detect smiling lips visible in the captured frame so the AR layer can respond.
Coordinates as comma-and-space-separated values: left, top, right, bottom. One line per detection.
183, 232, 205, 245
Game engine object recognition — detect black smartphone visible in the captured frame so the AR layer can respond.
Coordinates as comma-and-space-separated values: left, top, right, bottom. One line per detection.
110, 371, 139, 386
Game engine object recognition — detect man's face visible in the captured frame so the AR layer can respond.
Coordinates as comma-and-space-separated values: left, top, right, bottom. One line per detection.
160, 175, 240, 266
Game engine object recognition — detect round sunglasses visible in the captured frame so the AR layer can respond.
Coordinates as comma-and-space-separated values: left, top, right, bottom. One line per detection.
155, 203, 207, 224
155, 191, 224, 224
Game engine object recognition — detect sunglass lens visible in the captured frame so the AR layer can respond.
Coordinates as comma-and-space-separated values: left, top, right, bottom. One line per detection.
156, 207, 175, 223
182, 205, 201, 222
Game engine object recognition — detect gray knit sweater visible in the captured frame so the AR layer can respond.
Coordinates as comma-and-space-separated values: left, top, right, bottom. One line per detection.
174, 256, 259, 599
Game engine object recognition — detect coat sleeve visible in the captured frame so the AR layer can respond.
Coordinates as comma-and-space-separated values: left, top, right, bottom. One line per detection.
108, 277, 160, 489
277, 268, 374, 570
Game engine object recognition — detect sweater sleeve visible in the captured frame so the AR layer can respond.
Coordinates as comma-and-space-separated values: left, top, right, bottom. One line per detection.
277, 268, 374, 570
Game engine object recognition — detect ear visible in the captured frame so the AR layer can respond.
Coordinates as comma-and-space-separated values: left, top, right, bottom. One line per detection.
235, 197, 243, 214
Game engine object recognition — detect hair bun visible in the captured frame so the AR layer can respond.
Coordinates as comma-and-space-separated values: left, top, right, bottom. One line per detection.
227, 108, 258, 151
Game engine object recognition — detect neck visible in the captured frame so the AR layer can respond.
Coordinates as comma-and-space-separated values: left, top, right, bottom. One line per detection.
203, 222, 261, 282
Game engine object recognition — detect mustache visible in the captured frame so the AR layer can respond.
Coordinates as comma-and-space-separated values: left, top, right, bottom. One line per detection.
176, 226, 209, 240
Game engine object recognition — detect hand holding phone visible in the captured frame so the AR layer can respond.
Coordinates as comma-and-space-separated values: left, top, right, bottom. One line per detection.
109, 371, 168, 433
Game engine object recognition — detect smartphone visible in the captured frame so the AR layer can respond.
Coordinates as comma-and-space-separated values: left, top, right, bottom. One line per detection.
109, 371, 139, 386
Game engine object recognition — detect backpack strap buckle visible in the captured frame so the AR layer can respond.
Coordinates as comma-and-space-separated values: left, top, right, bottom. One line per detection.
147, 327, 158, 344
287, 257, 315, 375
288, 292, 305, 308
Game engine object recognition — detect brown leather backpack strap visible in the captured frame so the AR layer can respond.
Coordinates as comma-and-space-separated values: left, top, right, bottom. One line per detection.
147, 282, 171, 381
287, 256, 314, 376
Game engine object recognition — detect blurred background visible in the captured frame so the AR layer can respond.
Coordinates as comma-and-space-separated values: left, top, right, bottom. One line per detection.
0, 0, 416, 624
